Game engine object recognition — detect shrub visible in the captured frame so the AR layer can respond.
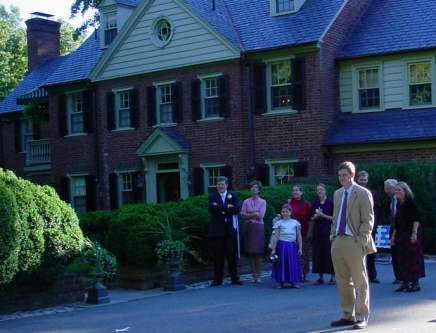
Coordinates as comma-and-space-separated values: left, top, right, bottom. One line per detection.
0, 181, 20, 284
0, 169, 86, 286
79, 210, 113, 245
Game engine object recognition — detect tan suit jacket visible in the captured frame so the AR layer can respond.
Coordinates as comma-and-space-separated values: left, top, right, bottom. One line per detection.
330, 183, 377, 255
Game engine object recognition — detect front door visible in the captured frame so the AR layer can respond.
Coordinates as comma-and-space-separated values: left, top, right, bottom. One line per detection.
156, 172, 180, 203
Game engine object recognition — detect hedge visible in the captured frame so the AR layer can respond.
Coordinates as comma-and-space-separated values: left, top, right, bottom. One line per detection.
80, 183, 334, 269
0, 169, 86, 286
0, 182, 20, 284
358, 162, 436, 253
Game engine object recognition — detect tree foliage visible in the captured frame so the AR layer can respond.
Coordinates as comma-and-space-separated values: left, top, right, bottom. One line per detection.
70, 0, 101, 35
0, 5, 84, 102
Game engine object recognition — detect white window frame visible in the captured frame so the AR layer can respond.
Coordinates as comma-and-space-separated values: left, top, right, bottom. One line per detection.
200, 163, 225, 194
112, 87, 133, 130
20, 119, 33, 153
265, 57, 296, 115
68, 174, 87, 215
352, 63, 383, 113
150, 16, 174, 48
266, 159, 298, 186
104, 12, 118, 46
270, 0, 305, 16
66, 90, 86, 135
404, 58, 435, 109
153, 80, 176, 126
115, 169, 137, 207
197, 73, 223, 121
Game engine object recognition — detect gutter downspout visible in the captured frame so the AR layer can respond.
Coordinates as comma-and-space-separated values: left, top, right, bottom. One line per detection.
243, 53, 256, 179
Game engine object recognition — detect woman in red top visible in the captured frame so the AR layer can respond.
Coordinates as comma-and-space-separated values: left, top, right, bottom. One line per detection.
289, 184, 312, 282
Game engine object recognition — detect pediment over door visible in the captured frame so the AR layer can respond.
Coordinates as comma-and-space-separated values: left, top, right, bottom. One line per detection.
136, 127, 190, 157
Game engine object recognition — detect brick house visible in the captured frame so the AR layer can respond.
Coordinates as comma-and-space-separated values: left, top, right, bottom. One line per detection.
2, 0, 434, 215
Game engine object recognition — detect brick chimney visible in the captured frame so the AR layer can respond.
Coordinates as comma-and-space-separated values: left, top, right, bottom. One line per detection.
25, 12, 60, 72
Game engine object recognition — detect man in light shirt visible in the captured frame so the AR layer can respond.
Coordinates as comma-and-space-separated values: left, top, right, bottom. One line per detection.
330, 161, 375, 330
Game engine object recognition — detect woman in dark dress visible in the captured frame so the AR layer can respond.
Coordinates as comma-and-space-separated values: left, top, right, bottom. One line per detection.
391, 181, 425, 292
310, 183, 335, 285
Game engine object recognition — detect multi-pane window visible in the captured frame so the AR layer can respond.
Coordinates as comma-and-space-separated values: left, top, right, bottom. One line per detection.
104, 14, 117, 46
409, 62, 432, 106
120, 173, 135, 205
271, 61, 292, 109
207, 167, 222, 193
69, 92, 84, 134
158, 84, 173, 124
276, 0, 294, 12
358, 68, 380, 109
202, 77, 219, 118
72, 177, 87, 215
273, 163, 295, 185
117, 91, 131, 128
20, 119, 33, 152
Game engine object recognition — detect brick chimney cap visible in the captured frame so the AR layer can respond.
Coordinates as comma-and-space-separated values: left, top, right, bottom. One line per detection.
30, 12, 55, 20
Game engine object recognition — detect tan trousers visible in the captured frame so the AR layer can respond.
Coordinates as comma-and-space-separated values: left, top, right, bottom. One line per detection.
331, 236, 370, 322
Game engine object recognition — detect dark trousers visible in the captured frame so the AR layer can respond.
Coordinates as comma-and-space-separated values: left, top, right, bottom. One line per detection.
389, 227, 400, 280
209, 233, 239, 283
366, 253, 377, 281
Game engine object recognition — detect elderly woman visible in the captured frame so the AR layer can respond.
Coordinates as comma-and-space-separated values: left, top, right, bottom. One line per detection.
289, 184, 312, 282
310, 183, 335, 285
391, 182, 425, 292
241, 180, 266, 283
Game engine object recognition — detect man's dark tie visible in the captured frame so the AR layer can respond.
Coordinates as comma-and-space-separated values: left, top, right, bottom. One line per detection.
338, 191, 348, 235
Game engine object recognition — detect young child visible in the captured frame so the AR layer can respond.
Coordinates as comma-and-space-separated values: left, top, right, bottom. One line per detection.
271, 204, 303, 288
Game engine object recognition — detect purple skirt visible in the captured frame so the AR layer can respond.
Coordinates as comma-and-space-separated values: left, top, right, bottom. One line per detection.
396, 230, 425, 281
271, 240, 302, 284
244, 222, 265, 254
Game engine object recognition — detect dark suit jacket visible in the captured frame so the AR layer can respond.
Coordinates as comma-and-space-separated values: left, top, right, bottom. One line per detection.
208, 191, 241, 238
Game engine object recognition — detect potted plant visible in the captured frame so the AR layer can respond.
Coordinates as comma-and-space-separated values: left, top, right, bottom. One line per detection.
151, 217, 203, 291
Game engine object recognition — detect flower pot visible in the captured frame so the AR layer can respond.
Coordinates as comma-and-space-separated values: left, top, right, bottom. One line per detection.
163, 254, 186, 291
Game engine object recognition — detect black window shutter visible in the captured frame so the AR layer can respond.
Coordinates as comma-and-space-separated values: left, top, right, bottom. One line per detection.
59, 94, 67, 136
193, 167, 204, 195
33, 122, 41, 140
218, 75, 229, 118
133, 172, 143, 203
130, 89, 139, 128
59, 177, 70, 203
171, 82, 183, 123
83, 90, 94, 133
294, 161, 308, 177
86, 175, 97, 212
291, 57, 306, 110
109, 173, 119, 210
252, 62, 267, 114
220, 166, 233, 190
14, 119, 22, 153
146, 86, 156, 127
255, 163, 270, 186
107, 92, 115, 131
191, 79, 201, 121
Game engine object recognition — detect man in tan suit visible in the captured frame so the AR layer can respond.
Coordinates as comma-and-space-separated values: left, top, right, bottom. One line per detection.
330, 161, 376, 330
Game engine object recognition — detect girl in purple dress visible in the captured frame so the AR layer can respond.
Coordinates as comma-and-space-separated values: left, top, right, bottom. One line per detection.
271, 205, 302, 288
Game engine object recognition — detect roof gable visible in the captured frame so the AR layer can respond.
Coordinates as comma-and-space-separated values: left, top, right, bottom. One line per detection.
91, 0, 240, 82
136, 127, 190, 156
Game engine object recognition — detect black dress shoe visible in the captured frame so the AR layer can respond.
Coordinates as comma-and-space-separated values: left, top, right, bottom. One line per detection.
407, 283, 421, 292
370, 279, 380, 284
330, 318, 355, 327
230, 280, 243, 285
353, 320, 368, 329
392, 279, 400, 284
395, 284, 408, 292
210, 282, 222, 287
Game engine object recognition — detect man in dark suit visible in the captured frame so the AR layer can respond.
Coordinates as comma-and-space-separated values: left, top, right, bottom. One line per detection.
208, 176, 242, 286
357, 170, 382, 284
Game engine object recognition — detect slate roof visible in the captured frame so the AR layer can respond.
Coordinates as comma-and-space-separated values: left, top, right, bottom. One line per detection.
186, 0, 345, 51
0, 32, 102, 114
160, 127, 191, 150
324, 109, 436, 146
339, 0, 436, 59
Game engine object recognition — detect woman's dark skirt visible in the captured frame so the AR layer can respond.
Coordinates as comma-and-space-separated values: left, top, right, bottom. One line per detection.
312, 221, 334, 274
244, 222, 265, 254
271, 240, 302, 284
396, 230, 425, 282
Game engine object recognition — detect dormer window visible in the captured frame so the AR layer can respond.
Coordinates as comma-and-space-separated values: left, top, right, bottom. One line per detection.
104, 14, 117, 46
271, 0, 305, 16
276, 0, 294, 13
